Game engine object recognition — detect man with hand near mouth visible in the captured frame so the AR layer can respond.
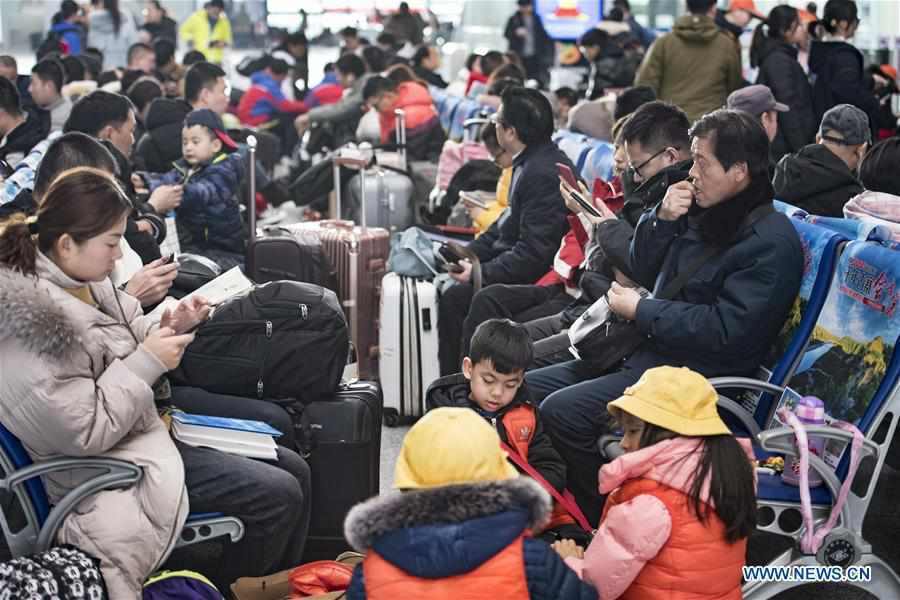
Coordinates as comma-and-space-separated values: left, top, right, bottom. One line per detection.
528, 109, 804, 525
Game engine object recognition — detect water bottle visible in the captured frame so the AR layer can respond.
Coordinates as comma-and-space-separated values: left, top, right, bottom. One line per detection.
781, 396, 826, 488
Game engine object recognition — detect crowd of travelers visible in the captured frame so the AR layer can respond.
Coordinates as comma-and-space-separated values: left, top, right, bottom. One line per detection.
0, 0, 897, 597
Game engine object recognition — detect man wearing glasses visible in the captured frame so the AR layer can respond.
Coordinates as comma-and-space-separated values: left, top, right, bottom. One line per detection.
437, 87, 572, 376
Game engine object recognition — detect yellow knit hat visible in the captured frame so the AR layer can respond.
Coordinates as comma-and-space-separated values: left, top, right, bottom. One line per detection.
607, 366, 731, 436
393, 407, 519, 489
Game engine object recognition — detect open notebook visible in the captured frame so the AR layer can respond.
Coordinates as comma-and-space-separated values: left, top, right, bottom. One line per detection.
171, 412, 282, 461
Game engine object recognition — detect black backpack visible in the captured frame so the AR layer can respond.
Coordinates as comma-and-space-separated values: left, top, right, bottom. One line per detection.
171, 281, 349, 403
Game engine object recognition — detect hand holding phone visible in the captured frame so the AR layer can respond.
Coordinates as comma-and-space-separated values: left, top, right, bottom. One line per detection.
556, 163, 581, 190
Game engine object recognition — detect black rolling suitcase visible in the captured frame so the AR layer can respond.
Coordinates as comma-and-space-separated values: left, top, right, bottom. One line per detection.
244, 135, 340, 291
284, 380, 383, 561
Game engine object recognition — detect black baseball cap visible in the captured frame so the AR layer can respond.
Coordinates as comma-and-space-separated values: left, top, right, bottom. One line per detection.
184, 108, 239, 151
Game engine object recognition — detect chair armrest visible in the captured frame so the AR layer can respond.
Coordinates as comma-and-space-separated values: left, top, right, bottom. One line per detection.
709, 377, 786, 439
758, 425, 876, 518
0, 457, 142, 552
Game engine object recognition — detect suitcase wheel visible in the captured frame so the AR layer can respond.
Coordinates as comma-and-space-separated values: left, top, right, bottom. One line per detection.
384, 408, 401, 428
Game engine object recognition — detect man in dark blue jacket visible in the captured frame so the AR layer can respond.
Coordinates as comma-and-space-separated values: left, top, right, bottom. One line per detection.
438, 86, 572, 375
527, 109, 803, 525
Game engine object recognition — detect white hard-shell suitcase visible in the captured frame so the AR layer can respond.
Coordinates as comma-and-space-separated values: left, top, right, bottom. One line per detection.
379, 272, 439, 425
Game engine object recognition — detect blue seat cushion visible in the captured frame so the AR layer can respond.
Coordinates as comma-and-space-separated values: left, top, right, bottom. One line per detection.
757, 471, 833, 505
186, 512, 226, 522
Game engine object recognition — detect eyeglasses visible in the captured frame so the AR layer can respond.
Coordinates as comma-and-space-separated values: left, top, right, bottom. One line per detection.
628, 147, 671, 179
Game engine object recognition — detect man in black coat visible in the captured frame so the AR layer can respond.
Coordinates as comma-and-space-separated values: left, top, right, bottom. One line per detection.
458, 102, 694, 369
0, 77, 49, 168
528, 109, 803, 525
504, 0, 554, 88
438, 87, 572, 375
774, 103, 868, 217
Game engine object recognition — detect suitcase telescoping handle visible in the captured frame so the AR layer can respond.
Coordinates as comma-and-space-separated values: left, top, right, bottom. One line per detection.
247, 134, 257, 240
333, 156, 369, 227
395, 108, 407, 171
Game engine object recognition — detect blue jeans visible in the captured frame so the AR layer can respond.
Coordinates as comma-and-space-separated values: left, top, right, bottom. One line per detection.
526, 350, 665, 525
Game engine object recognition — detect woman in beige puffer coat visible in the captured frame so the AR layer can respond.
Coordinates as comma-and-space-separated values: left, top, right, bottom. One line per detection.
0, 168, 201, 598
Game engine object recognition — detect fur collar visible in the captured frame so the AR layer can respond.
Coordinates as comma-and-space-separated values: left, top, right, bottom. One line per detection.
344, 477, 550, 552
0, 266, 80, 358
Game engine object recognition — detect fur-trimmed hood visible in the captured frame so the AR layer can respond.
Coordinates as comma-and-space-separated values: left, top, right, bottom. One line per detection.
345, 478, 550, 578
0, 261, 81, 359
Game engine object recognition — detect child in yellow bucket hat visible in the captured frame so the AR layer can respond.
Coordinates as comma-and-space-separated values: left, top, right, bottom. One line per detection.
554, 366, 756, 600
342, 408, 600, 600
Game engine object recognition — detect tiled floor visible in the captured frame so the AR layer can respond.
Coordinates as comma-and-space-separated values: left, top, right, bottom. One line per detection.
379, 424, 410, 494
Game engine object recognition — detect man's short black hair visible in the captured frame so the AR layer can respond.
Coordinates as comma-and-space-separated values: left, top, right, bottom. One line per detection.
689, 109, 770, 181
127, 42, 154, 67
491, 62, 525, 84
64, 90, 134, 137
184, 61, 226, 103
614, 85, 657, 121
554, 86, 578, 107
154, 38, 176, 67
83, 47, 104, 66
31, 59, 65, 93
34, 132, 117, 201
119, 69, 145, 94
488, 77, 520, 97
579, 28, 609, 48
60, 0, 79, 20
336, 53, 367, 79
362, 75, 397, 102
621, 100, 690, 152
61, 55, 85, 84
499, 86, 554, 146
0, 77, 21, 117
127, 77, 163, 115
860, 138, 900, 197
182, 50, 207, 66
687, 0, 716, 15
269, 57, 291, 76
469, 319, 533, 374
339, 26, 358, 38
480, 51, 505, 77
362, 46, 387, 73
0, 55, 17, 71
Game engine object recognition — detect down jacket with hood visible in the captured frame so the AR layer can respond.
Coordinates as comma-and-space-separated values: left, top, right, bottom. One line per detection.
425, 374, 565, 492
0, 254, 189, 598
773, 143, 863, 217
564, 438, 753, 600
635, 14, 742, 122
755, 39, 817, 161
377, 82, 445, 162
133, 98, 192, 173
343, 477, 597, 600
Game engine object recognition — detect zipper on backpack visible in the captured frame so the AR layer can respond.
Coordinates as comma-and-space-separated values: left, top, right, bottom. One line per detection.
265, 320, 273, 338
299, 303, 309, 320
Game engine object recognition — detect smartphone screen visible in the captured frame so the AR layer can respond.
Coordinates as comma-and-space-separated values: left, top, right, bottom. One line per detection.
571, 191, 604, 219
556, 162, 580, 189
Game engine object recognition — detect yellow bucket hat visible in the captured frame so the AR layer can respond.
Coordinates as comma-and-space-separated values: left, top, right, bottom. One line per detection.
607, 366, 731, 436
393, 407, 518, 489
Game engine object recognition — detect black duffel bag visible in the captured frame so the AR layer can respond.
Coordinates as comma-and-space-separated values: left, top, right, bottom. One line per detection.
171, 280, 349, 403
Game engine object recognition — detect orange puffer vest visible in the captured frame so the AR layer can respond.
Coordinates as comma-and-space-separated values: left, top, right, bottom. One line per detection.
362, 536, 530, 600
603, 478, 746, 600
501, 405, 576, 530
